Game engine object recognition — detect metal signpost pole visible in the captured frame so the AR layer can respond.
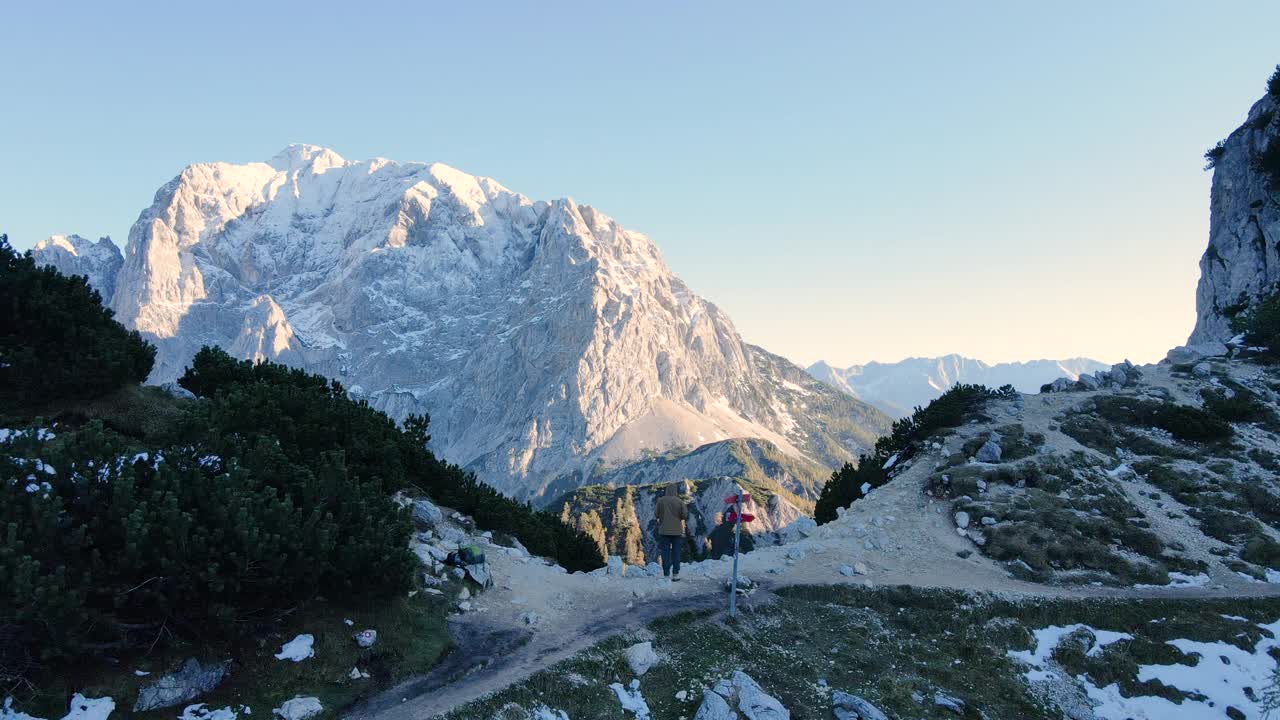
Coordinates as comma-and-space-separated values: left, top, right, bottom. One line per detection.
729, 483, 742, 618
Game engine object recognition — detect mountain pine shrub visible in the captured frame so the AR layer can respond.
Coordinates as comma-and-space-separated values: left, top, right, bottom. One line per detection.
179, 347, 605, 572
0, 236, 154, 412
0, 419, 415, 667
815, 384, 1016, 523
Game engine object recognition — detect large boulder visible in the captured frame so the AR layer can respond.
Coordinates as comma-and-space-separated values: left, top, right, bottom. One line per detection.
832, 691, 888, 720
974, 439, 1002, 463
273, 697, 323, 720
693, 689, 738, 720
731, 671, 789, 720
1166, 342, 1229, 365
624, 641, 660, 676
411, 498, 444, 527
134, 658, 228, 711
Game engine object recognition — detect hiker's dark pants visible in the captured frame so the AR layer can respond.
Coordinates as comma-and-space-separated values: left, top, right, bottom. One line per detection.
658, 534, 682, 576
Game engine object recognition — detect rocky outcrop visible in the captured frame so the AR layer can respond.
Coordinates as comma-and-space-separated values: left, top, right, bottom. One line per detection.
1189, 87, 1280, 344
45, 145, 889, 499
555, 476, 809, 564
30, 234, 123, 301
1040, 360, 1142, 393
542, 437, 831, 503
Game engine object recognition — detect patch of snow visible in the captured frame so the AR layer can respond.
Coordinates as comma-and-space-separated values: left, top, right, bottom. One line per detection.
273, 634, 315, 662
1136, 572, 1210, 589
608, 681, 650, 719
1, 698, 44, 720
62, 694, 114, 720
1007, 625, 1132, 682
1221, 614, 1249, 622
1017, 620, 1280, 720
179, 705, 248, 720
882, 453, 899, 470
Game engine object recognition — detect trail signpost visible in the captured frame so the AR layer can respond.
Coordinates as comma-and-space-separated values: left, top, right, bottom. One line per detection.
725, 486, 755, 618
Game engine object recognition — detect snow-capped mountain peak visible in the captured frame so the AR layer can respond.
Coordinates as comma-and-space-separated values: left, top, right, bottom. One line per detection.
808, 355, 1109, 417
32, 147, 890, 498
29, 234, 123, 302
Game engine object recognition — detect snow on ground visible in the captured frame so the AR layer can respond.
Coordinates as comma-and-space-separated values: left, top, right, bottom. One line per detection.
0, 698, 42, 720
1012, 620, 1280, 720
61, 695, 114, 720
608, 680, 650, 719
179, 705, 248, 720
1007, 625, 1133, 683
274, 633, 315, 662
1136, 572, 1209, 589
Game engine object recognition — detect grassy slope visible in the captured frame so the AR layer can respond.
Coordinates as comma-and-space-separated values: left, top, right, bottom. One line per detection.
447, 585, 1280, 720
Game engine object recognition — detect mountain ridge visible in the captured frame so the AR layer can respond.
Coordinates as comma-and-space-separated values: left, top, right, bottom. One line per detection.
807, 354, 1108, 417
30, 145, 891, 499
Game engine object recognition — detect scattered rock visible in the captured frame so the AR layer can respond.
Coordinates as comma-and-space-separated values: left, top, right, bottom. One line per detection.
1192, 362, 1212, 378
349, 667, 371, 680
134, 658, 228, 711
676, 690, 688, 702
160, 381, 196, 400
933, 692, 965, 714
522, 612, 540, 626
354, 629, 377, 648
624, 641, 660, 676
832, 690, 888, 720
853, 562, 869, 575
692, 689, 736, 720
457, 601, 472, 612
975, 440, 1002, 463
411, 498, 444, 527
731, 671, 789, 720
954, 511, 970, 529
980, 516, 997, 526
839, 565, 855, 577
1166, 342, 1227, 365
273, 697, 323, 720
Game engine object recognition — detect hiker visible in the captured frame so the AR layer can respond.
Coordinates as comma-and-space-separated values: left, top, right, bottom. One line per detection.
655, 482, 688, 580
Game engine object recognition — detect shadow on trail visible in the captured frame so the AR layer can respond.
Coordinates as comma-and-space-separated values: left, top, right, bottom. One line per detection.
346, 582, 753, 719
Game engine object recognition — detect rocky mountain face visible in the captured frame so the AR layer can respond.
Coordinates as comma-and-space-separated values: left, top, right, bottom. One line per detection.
540, 437, 831, 506
1189, 87, 1280, 344
554, 476, 810, 566
30, 234, 123, 302
807, 355, 1108, 417
30, 145, 889, 499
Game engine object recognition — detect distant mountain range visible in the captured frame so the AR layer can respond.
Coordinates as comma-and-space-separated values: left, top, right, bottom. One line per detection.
807, 355, 1109, 417
30, 146, 891, 500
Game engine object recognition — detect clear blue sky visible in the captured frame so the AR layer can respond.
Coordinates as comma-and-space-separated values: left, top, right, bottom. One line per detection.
3, 2, 1277, 366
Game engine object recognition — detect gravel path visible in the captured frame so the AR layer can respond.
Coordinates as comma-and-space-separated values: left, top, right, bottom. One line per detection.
349, 366, 1280, 719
